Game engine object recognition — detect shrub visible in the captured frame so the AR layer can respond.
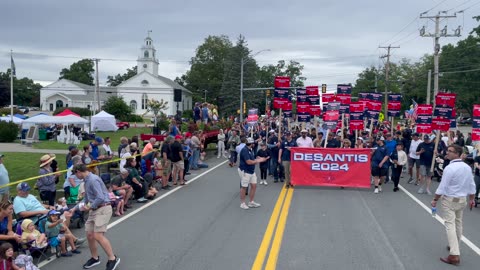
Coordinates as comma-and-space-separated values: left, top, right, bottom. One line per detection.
156, 118, 170, 131
182, 110, 193, 120
53, 107, 92, 116
119, 114, 143, 122
0, 108, 22, 116
0, 121, 19, 142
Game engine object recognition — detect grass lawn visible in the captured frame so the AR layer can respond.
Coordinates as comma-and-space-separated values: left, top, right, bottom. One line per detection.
32, 127, 152, 150
3, 152, 67, 197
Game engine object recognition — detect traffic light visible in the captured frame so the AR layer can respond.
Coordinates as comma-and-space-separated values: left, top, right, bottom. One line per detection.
243, 102, 246, 113
266, 89, 270, 96
321, 84, 327, 93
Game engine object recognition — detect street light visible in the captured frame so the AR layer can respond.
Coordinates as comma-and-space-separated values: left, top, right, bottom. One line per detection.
203, 89, 208, 102
240, 49, 271, 122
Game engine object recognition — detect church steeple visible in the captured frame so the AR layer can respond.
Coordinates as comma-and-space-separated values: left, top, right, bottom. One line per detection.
137, 31, 159, 75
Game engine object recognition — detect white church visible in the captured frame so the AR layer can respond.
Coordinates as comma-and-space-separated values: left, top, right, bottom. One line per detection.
40, 35, 192, 116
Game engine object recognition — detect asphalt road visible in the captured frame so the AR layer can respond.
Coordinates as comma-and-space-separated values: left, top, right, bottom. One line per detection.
41, 155, 480, 270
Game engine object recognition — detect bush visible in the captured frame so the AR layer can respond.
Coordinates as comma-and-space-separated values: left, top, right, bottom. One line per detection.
0, 108, 22, 116
0, 121, 19, 142
53, 107, 92, 116
119, 114, 143, 122
182, 110, 193, 120
156, 118, 170, 131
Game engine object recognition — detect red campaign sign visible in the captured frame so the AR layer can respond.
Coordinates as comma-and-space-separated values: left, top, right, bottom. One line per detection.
349, 102, 365, 113
247, 115, 258, 122
472, 128, 480, 141
273, 98, 289, 109
435, 93, 456, 108
283, 102, 293, 111
323, 111, 340, 121
274, 76, 290, 88
416, 124, 432, 134
309, 106, 322, 116
387, 101, 401, 111
417, 104, 433, 115
297, 104, 310, 113
432, 118, 450, 132
306, 86, 319, 96
473, 105, 480, 118
290, 148, 371, 188
349, 120, 364, 131
452, 108, 456, 118
367, 101, 382, 111
322, 93, 336, 103
336, 94, 351, 105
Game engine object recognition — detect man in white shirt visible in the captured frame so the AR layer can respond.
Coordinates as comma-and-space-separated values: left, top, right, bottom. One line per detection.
296, 129, 313, 148
408, 133, 422, 184
431, 144, 475, 265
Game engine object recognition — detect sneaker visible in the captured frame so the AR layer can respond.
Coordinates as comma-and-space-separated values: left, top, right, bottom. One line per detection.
83, 257, 101, 269
61, 252, 73, 257
407, 178, 414, 184
378, 186, 382, 192
106, 256, 120, 270
280, 179, 284, 182
374, 188, 379, 194
417, 188, 424, 194
393, 187, 399, 192
75, 237, 86, 245
264, 181, 268, 186
426, 189, 432, 195
240, 203, 249, 210
248, 201, 261, 208
137, 197, 148, 203
71, 249, 81, 254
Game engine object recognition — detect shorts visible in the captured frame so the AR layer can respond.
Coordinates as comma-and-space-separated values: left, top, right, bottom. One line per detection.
162, 160, 172, 177
173, 160, 184, 170
371, 167, 388, 177
408, 157, 420, 168
85, 205, 112, 233
238, 168, 257, 187
419, 165, 433, 177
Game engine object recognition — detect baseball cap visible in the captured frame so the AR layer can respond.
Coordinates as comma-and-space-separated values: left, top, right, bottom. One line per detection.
412, 133, 420, 137
376, 136, 385, 141
68, 145, 77, 151
246, 137, 255, 144
423, 134, 430, 140
120, 168, 129, 175
95, 137, 103, 143
175, 135, 183, 140
285, 131, 292, 136
301, 129, 308, 133
48, 210, 61, 216
17, 182, 30, 192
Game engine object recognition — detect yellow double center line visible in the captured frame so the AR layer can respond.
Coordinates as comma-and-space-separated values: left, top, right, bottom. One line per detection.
252, 186, 294, 270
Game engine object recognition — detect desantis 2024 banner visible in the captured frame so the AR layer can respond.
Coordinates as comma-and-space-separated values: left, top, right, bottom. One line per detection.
290, 148, 371, 188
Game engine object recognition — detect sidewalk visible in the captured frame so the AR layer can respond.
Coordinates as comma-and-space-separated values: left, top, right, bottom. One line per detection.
0, 143, 67, 154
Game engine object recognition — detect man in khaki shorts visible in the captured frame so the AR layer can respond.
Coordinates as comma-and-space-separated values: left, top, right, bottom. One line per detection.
238, 137, 267, 209
72, 164, 120, 270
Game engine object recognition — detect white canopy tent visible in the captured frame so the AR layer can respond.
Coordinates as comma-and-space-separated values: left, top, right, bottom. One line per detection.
21, 115, 89, 145
91, 110, 118, 131
0, 115, 24, 124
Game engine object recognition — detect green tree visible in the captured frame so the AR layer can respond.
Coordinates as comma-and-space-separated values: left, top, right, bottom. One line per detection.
102, 96, 131, 120
107, 66, 138, 86
0, 70, 42, 107
142, 98, 169, 126
59, 59, 95, 85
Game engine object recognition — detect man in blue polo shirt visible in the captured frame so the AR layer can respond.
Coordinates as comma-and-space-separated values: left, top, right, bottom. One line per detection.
371, 137, 390, 194
238, 137, 268, 210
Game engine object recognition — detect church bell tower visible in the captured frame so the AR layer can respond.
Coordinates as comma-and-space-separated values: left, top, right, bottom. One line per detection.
137, 31, 159, 75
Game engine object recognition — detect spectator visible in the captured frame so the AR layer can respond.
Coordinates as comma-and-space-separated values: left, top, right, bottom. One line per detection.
63, 155, 83, 203
37, 154, 60, 206
238, 137, 267, 209
81, 145, 94, 165
124, 159, 148, 203
65, 145, 77, 167
110, 168, 133, 208
168, 119, 179, 137
0, 154, 10, 202
13, 183, 52, 222
142, 138, 156, 156
45, 210, 81, 257
217, 129, 227, 158
0, 242, 24, 270
161, 136, 173, 189
0, 201, 21, 252
90, 137, 103, 161
118, 137, 129, 157
256, 142, 270, 185
20, 219, 47, 248
171, 135, 185, 186
190, 132, 201, 170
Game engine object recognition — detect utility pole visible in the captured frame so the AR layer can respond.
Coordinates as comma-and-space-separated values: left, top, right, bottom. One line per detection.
420, 12, 460, 107
426, 70, 432, 104
94, 58, 101, 112
240, 58, 244, 122
379, 45, 400, 117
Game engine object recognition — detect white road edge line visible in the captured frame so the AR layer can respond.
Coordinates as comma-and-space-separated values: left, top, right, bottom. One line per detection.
38, 160, 229, 268
399, 184, 480, 256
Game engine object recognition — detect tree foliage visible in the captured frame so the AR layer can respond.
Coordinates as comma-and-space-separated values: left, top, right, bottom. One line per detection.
59, 59, 95, 85
107, 66, 137, 86
102, 96, 132, 120
0, 121, 19, 142
0, 70, 42, 107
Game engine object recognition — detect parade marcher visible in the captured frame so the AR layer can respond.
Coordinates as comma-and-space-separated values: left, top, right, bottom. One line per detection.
321, 132, 340, 148
431, 145, 475, 266
238, 138, 267, 209
408, 133, 422, 184
313, 132, 323, 148
256, 142, 270, 185
416, 135, 435, 195
72, 164, 120, 270
296, 129, 313, 148
217, 129, 227, 158
267, 130, 283, 182
372, 137, 389, 194
390, 142, 407, 192
228, 130, 240, 167
279, 132, 297, 188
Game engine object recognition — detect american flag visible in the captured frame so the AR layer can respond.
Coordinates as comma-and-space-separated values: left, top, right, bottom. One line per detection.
411, 99, 418, 120
10, 55, 16, 76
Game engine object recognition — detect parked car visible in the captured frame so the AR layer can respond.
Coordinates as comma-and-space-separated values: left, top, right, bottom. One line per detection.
459, 117, 472, 125
116, 121, 130, 129
18, 106, 29, 114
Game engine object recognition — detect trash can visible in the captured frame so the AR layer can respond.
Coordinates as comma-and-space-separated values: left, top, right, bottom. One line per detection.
39, 130, 47, 140
21, 129, 28, 140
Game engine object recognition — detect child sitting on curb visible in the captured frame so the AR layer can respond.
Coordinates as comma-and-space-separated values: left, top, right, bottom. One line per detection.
45, 210, 81, 257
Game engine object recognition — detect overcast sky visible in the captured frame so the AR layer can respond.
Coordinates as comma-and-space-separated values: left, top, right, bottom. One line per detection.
0, 0, 478, 89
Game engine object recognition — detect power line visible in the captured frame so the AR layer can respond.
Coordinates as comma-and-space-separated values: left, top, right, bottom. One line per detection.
421, 0, 450, 14
380, 17, 419, 46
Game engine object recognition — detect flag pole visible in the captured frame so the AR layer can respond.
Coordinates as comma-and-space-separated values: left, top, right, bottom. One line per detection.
10, 50, 14, 122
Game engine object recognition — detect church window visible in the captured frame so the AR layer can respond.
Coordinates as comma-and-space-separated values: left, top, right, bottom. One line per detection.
144, 51, 149, 58
56, 100, 64, 108
130, 100, 137, 112
141, 93, 148, 109
141, 80, 149, 86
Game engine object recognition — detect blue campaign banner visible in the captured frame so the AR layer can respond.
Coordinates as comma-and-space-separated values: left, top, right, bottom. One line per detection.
358, 92, 370, 100
368, 93, 383, 102
327, 102, 341, 111
388, 94, 402, 102
366, 110, 380, 120
339, 104, 350, 114
367, 119, 379, 127
473, 118, 480, 128
388, 110, 400, 117
296, 88, 307, 96
337, 84, 352, 94
297, 95, 309, 103
433, 107, 453, 118
349, 112, 364, 121
308, 96, 320, 105
274, 88, 289, 98
450, 119, 457, 129
283, 110, 293, 118
297, 112, 311, 122
324, 120, 338, 130
416, 115, 432, 124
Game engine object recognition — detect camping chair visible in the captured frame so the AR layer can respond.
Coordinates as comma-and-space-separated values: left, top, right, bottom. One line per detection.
37, 218, 61, 258
15, 216, 55, 264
